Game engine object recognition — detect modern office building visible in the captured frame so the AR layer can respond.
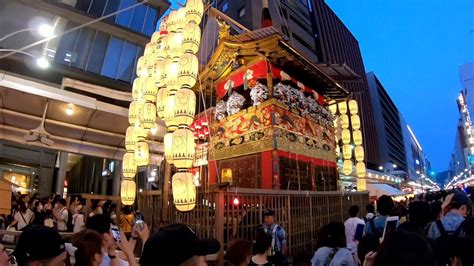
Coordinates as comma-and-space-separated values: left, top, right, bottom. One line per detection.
216, 0, 380, 167
0, 0, 169, 196
366, 72, 406, 172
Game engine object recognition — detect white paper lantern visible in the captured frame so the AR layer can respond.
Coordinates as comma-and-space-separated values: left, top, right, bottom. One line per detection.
135, 141, 149, 166
172, 172, 196, 211
182, 23, 201, 54
121, 180, 136, 205
164, 133, 174, 163
122, 152, 137, 179
174, 88, 196, 127
172, 128, 195, 169
185, 0, 204, 25
178, 53, 199, 90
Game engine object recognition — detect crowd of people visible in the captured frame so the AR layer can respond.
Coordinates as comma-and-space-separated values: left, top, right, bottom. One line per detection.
309, 189, 474, 266
1, 188, 473, 266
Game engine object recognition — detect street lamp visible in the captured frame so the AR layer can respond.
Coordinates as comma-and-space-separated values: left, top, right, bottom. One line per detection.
378, 166, 383, 170
0, 23, 54, 42
0, 49, 49, 69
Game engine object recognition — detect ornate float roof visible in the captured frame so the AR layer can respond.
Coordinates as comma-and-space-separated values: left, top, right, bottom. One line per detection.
199, 27, 349, 100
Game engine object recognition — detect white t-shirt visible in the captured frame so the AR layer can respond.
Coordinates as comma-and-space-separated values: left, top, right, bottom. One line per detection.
14, 209, 34, 230
72, 214, 84, 233
57, 207, 69, 231
344, 217, 365, 252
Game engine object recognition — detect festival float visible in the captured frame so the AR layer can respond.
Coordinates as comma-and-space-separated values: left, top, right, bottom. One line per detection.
195, 24, 362, 191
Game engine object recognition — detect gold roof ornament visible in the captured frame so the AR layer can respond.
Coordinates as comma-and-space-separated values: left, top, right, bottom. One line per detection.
216, 19, 231, 44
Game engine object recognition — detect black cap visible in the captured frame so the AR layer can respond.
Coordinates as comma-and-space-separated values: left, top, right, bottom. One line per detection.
263, 209, 275, 217
12, 225, 65, 265
451, 191, 470, 206
140, 224, 220, 266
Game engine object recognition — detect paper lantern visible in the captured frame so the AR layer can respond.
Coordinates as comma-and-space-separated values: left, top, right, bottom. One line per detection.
125, 126, 146, 151
136, 56, 148, 77
151, 31, 161, 44
144, 43, 154, 56
165, 60, 180, 93
355, 145, 364, 162
166, 10, 178, 32
174, 8, 186, 32
182, 23, 201, 54
164, 133, 174, 163
351, 114, 361, 130
340, 114, 349, 129
356, 162, 366, 178
342, 145, 352, 160
178, 53, 199, 89
328, 104, 337, 115
172, 128, 196, 169
128, 101, 142, 126
168, 32, 183, 60
140, 102, 157, 129
132, 78, 144, 101
149, 60, 165, 84
164, 94, 178, 131
221, 168, 233, 183
338, 101, 347, 114
172, 172, 196, 211
156, 88, 168, 119
135, 141, 149, 166
175, 88, 196, 127
353, 130, 363, 145
348, 100, 358, 114
341, 129, 351, 145
143, 77, 159, 103
342, 160, 352, 175
122, 152, 137, 179
185, 0, 204, 25
120, 180, 136, 206
357, 178, 366, 191
160, 34, 170, 59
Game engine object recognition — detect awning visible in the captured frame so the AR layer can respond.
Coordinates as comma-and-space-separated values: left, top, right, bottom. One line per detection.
367, 183, 405, 197
0, 71, 165, 160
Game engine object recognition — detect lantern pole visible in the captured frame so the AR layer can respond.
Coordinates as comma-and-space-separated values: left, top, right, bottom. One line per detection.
161, 161, 172, 225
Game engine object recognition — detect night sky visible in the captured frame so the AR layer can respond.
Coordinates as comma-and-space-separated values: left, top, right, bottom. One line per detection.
167, 1, 473, 171
325, 0, 474, 172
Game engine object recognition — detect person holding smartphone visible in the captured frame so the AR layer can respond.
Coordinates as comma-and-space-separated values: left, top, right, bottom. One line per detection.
86, 214, 136, 266
344, 205, 365, 255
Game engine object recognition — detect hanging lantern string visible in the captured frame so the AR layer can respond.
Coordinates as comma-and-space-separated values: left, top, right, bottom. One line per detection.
198, 81, 219, 193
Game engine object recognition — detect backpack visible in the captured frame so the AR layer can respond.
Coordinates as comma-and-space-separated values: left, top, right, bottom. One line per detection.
324, 248, 338, 266
434, 220, 464, 266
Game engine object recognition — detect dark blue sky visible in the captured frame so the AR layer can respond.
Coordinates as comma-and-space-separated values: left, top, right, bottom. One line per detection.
325, 0, 474, 171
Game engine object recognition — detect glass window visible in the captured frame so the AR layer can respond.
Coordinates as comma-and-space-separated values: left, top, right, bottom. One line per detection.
89, 0, 107, 17
130, 5, 147, 32
86, 31, 110, 74
103, 0, 120, 23
222, 2, 229, 12
101, 37, 124, 79
75, 0, 92, 12
143, 7, 158, 36
117, 41, 138, 82
238, 6, 246, 18
116, 0, 135, 28
54, 22, 81, 65
71, 27, 96, 69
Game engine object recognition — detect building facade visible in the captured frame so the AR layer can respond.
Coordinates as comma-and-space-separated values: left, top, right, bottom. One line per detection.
0, 0, 169, 196
366, 72, 407, 172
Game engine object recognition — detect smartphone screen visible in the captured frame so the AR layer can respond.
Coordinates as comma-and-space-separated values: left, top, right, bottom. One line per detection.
354, 223, 365, 241
111, 226, 121, 242
382, 216, 399, 242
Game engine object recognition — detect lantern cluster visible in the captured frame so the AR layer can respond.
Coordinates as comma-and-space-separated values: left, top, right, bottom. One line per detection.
121, 0, 204, 208
330, 99, 366, 179
157, 0, 204, 212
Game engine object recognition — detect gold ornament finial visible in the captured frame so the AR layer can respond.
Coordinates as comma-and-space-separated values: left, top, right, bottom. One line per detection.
216, 18, 231, 43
